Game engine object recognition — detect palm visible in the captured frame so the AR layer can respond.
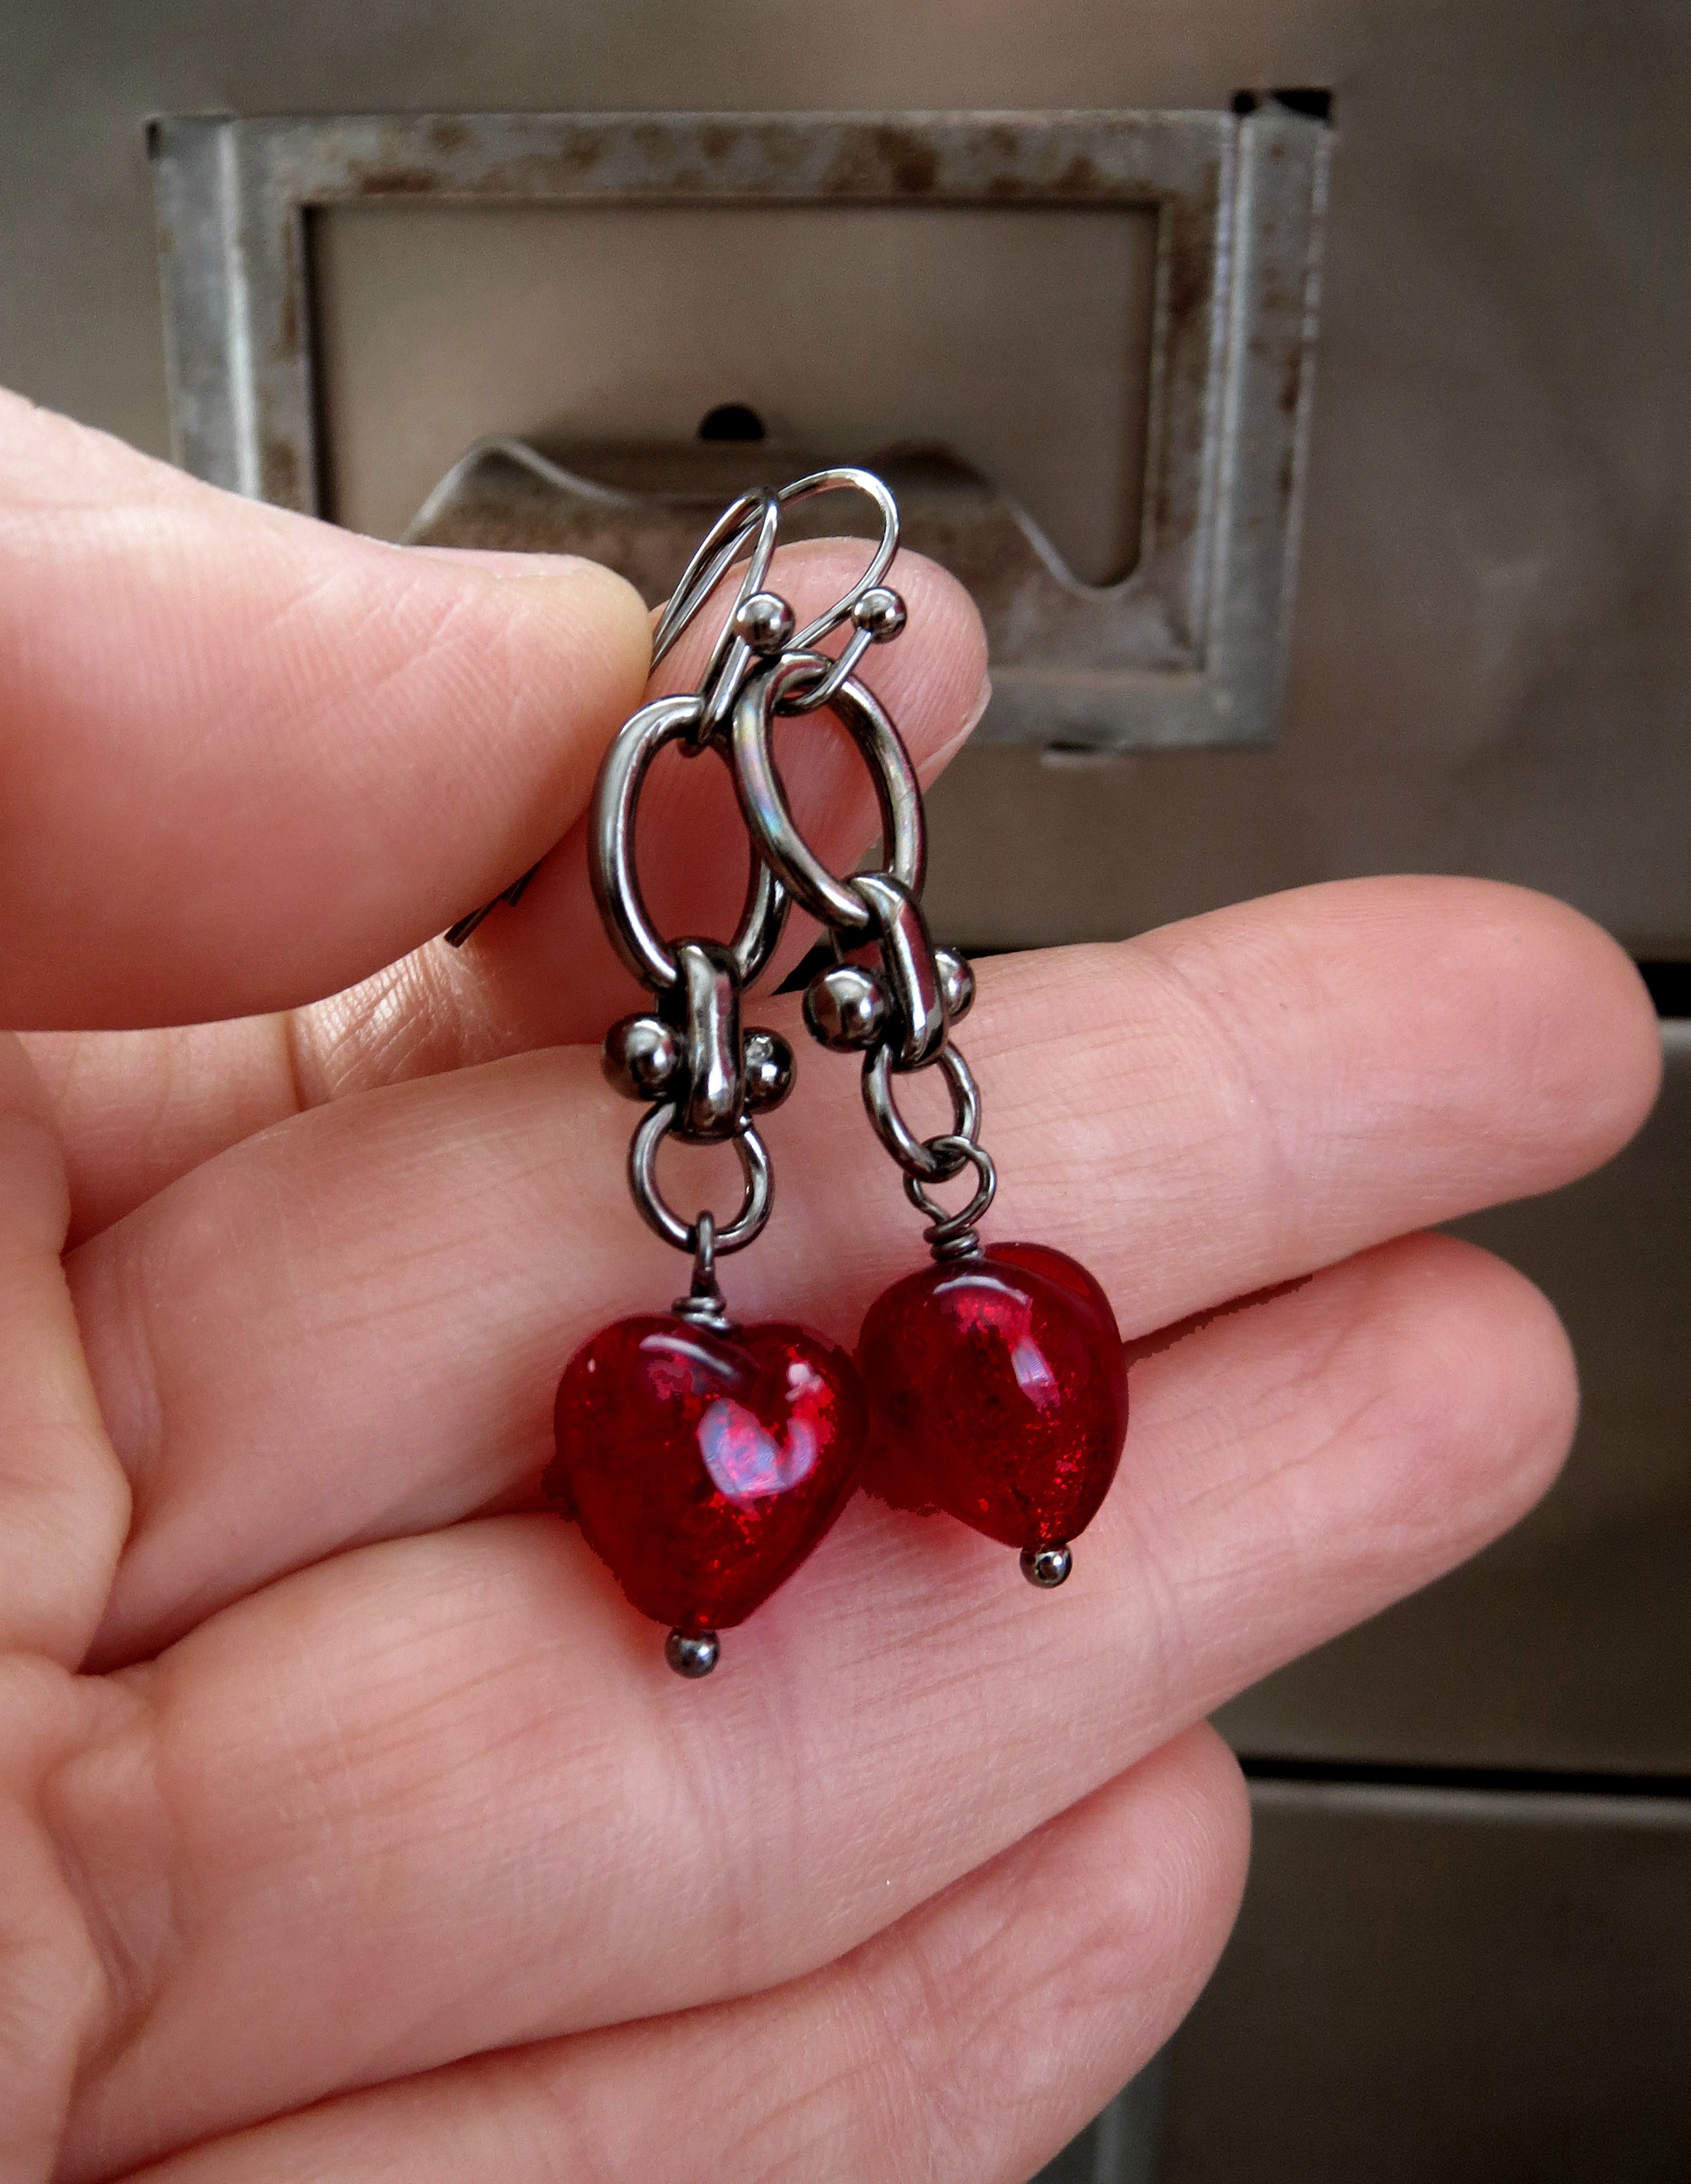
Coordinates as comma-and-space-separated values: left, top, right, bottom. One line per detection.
0, 390, 1658, 2184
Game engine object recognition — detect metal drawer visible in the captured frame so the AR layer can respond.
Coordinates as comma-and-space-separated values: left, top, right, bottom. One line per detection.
1157, 1778, 1691, 2182
1218, 1021, 1691, 1776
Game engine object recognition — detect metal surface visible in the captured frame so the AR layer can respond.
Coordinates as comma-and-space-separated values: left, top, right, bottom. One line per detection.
1021, 1542, 1073, 1589
731, 648, 925, 931
861, 1040, 983, 1181
1153, 1776, 1691, 2181
148, 106, 1328, 751
341, 214, 1159, 582
668, 940, 743, 1142
904, 1134, 998, 1256
847, 875, 947, 1070
1218, 1021, 1691, 1774
627, 1101, 773, 1256
663, 1627, 719, 1678
589, 691, 788, 991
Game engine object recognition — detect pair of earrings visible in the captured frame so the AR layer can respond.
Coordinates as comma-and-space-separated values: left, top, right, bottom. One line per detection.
461, 472, 1127, 1676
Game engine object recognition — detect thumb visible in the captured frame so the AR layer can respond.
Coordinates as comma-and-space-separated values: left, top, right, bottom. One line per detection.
0, 391, 651, 1029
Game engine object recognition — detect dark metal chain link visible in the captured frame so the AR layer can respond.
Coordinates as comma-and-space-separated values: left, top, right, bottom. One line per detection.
458, 469, 996, 1298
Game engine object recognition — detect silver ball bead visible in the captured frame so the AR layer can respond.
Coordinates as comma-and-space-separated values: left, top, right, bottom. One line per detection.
742, 1027, 795, 1111
665, 1627, 720, 1678
1020, 1543, 1073, 1589
733, 590, 796, 654
851, 586, 907, 641
602, 1014, 681, 1101
804, 963, 889, 1051
935, 948, 976, 1023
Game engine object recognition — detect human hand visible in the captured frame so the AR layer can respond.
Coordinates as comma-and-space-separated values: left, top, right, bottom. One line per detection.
0, 389, 1660, 2182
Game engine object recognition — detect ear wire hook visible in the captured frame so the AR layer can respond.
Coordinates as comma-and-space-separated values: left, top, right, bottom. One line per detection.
444, 467, 900, 947
649, 488, 779, 672
445, 491, 780, 949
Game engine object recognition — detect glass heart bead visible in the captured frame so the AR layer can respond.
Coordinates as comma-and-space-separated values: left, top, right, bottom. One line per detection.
548, 1315, 867, 1666
857, 1243, 1127, 1572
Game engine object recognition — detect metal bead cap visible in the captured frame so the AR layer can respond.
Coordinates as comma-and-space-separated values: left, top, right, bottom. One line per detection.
665, 1628, 721, 1678
1020, 1543, 1074, 1589
803, 963, 889, 1051
603, 1014, 682, 1100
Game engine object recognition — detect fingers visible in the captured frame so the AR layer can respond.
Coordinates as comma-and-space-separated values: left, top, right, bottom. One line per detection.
120, 1728, 1246, 2184
29, 540, 988, 1239
0, 1029, 130, 2172
73, 878, 1657, 1663
0, 1037, 127, 1664
0, 389, 651, 1027
55, 1233, 1568, 2170
293, 539, 991, 1088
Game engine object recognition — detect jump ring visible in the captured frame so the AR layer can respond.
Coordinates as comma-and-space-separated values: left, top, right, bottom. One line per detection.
629, 1105, 773, 1256
591, 691, 789, 991
861, 1044, 981, 1181
903, 1137, 998, 1243
732, 655, 924, 934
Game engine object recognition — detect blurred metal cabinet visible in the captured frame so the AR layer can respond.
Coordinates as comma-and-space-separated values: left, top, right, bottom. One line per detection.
1219, 1021, 1691, 1777
3, 4, 1688, 2182
1158, 1779, 1691, 2183
147, 105, 1328, 751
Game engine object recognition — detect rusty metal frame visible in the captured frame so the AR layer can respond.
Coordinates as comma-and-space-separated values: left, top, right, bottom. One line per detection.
148, 110, 1327, 750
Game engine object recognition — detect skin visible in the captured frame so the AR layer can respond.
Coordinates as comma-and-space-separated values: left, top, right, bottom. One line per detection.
0, 385, 1662, 2184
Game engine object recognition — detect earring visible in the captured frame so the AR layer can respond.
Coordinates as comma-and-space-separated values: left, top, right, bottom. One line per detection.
456, 469, 1128, 1675
727, 535, 1128, 1598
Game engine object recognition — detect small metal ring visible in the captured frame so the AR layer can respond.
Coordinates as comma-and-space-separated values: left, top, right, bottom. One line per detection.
591, 692, 789, 991
904, 1136, 998, 1244
731, 655, 924, 934
861, 1044, 981, 1182
629, 1104, 772, 1256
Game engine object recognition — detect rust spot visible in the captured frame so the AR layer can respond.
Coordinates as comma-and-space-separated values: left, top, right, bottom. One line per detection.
274, 219, 303, 359
429, 116, 468, 155
1279, 348, 1304, 418
699, 121, 736, 163
261, 435, 301, 507
1053, 152, 1106, 197
874, 125, 938, 193
821, 125, 938, 195
276, 272, 297, 357
349, 163, 440, 195
1163, 214, 1211, 326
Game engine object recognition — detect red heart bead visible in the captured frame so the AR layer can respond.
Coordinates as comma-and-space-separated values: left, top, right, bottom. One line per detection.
857, 1242, 1127, 1554
548, 1315, 866, 1636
